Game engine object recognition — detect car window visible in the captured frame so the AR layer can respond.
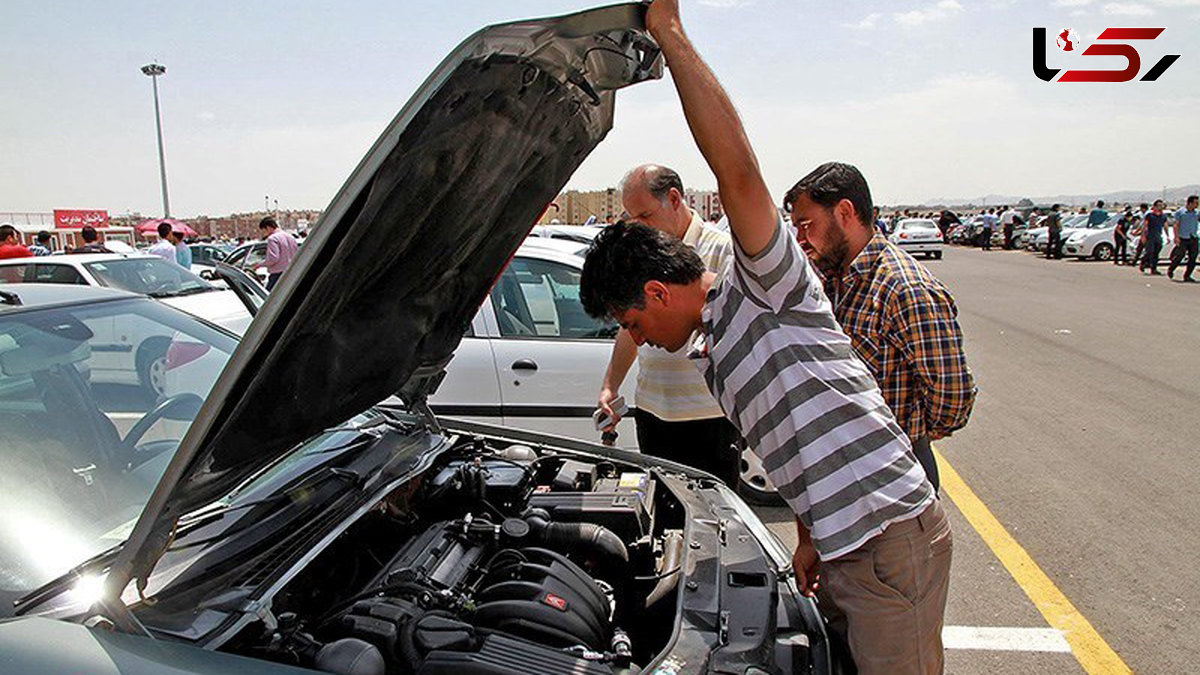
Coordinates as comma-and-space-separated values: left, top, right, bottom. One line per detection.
84, 258, 212, 296
242, 246, 267, 268
0, 298, 236, 594
31, 264, 87, 285
0, 264, 31, 285
490, 258, 616, 340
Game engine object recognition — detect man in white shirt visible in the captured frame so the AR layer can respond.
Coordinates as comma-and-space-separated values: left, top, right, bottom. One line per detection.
147, 222, 179, 265
596, 163, 740, 487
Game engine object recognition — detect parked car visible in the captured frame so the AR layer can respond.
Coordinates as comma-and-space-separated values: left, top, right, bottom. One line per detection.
0, 6, 839, 675
888, 218, 944, 259
0, 253, 251, 336
222, 241, 270, 286
188, 244, 230, 266
528, 223, 606, 244
1026, 213, 1088, 252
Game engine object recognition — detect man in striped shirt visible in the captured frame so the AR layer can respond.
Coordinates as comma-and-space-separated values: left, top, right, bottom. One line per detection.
580, 2, 951, 671
597, 164, 739, 487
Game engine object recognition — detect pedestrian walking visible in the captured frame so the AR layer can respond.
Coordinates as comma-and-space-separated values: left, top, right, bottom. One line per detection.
999, 205, 1018, 250
28, 231, 53, 256
68, 226, 111, 254
980, 208, 997, 250
1167, 195, 1198, 282
1130, 203, 1149, 268
1044, 204, 1063, 259
595, 163, 739, 487
171, 228, 192, 268
259, 216, 299, 290
786, 162, 975, 492
147, 222, 178, 264
580, 4, 951, 671
1113, 215, 1129, 266
0, 224, 32, 259
1087, 200, 1109, 227
1141, 200, 1168, 275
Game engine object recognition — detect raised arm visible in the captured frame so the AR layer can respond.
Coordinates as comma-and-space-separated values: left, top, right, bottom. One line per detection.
646, 0, 778, 257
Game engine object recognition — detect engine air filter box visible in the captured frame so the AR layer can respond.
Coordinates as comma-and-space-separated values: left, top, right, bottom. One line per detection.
527, 472, 654, 542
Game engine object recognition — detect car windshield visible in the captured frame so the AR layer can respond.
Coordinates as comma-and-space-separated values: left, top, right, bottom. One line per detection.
84, 258, 213, 296
0, 297, 236, 593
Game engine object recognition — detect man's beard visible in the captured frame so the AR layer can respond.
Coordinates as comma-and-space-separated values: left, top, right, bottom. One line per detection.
808, 231, 851, 280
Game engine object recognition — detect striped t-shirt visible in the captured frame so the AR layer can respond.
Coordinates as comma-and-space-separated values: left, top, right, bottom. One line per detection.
635, 212, 732, 421
689, 217, 934, 560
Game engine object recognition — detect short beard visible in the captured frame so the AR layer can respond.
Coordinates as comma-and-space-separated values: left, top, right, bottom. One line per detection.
811, 231, 851, 280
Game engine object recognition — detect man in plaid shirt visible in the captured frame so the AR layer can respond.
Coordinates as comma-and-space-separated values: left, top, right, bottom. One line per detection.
785, 163, 975, 490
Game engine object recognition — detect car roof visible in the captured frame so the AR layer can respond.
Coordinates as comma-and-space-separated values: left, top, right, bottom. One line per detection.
0, 253, 158, 267
0, 283, 140, 313
519, 237, 589, 259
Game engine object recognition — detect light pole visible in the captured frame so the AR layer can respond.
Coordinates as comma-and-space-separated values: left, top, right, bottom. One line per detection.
141, 63, 171, 218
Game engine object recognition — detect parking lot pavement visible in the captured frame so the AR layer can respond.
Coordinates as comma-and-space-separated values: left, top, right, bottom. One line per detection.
756, 244, 1200, 673
755, 496, 1083, 674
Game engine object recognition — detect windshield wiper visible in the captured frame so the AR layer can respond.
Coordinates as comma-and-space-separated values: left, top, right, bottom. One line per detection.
13, 543, 125, 615
147, 286, 214, 298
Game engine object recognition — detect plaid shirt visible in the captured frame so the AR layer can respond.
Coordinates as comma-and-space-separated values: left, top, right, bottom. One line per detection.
825, 233, 975, 441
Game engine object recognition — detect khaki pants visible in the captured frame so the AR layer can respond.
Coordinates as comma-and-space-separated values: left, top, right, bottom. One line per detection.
818, 499, 953, 674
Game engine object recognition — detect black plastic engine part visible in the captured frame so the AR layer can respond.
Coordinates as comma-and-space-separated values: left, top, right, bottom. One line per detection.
475, 547, 612, 650
417, 632, 613, 675
429, 458, 532, 511
313, 638, 386, 675
551, 459, 596, 491
367, 520, 486, 591
527, 471, 654, 542
523, 510, 629, 573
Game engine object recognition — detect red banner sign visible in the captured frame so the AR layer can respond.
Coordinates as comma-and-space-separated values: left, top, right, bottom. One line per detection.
54, 209, 110, 229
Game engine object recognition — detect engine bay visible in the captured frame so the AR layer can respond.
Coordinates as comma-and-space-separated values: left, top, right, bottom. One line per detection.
227, 434, 694, 675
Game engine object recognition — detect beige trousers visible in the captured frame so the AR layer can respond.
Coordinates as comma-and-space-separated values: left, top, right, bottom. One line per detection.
818, 499, 953, 675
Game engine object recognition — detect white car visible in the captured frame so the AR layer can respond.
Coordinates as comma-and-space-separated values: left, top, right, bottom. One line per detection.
888, 218, 944, 259
0, 254, 252, 335
1027, 213, 1088, 252
528, 223, 605, 244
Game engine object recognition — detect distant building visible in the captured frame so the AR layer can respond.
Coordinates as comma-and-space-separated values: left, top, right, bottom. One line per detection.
539, 189, 621, 226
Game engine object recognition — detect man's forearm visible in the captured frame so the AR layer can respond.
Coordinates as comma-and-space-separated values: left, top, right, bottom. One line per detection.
649, 15, 776, 256
603, 328, 638, 392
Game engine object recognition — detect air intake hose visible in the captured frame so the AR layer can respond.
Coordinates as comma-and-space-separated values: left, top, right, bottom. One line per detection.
523, 508, 629, 570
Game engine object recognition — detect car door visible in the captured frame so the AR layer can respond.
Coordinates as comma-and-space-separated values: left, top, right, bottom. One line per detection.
426, 311, 505, 427
486, 253, 638, 448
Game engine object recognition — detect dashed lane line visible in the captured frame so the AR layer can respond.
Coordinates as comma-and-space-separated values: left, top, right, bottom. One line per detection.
934, 446, 1132, 674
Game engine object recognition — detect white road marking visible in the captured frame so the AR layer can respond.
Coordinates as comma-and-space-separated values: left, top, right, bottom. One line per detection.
943, 626, 1072, 653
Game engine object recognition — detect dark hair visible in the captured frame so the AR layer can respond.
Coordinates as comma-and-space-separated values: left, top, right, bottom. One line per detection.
1188, 195, 1199, 204
1140, 203, 1149, 210
1097, 200, 1105, 208
643, 166, 684, 202
0, 225, 17, 242
81, 226, 99, 242
157, 221, 172, 238
580, 221, 705, 320
782, 162, 874, 228
1051, 204, 1060, 211
36, 231, 51, 243
259, 216, 277, 230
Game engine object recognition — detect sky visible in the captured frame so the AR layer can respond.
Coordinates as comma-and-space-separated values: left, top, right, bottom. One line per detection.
2, 0, 1198, 218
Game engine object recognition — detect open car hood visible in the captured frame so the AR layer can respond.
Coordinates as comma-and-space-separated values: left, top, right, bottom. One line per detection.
104, 3, 661, 606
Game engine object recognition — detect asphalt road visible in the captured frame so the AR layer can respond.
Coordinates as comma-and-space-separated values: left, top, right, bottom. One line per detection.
757, 244, 1198, 674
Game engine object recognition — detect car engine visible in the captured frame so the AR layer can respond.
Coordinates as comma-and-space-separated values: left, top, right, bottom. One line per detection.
234, 437, 688, 675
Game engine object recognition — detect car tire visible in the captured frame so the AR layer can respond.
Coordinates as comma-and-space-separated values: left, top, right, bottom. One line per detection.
1094, 243, 1114, 262
932, 251, 943, 260
137, 339, 170, 399
739, 448, 784, 506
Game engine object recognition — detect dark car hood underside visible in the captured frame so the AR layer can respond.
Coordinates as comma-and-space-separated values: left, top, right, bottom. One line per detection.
106, 3, 661, 601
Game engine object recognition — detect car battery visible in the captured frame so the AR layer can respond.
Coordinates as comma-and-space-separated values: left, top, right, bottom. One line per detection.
528, 472, 654, 543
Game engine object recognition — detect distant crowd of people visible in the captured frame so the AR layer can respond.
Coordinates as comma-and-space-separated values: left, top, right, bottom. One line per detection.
0, 224, 115, 259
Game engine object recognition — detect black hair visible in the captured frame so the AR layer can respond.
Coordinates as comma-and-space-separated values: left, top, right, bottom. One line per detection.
1187, 195, 1199, 204
782, 162, 874, 228
36, 231, 50, 243
0, 225, 17, 242
157, 221, 173, 238
81, 226, 98, 242
1097, 200, 1105, 208
259, 216, 277, 230
580, 220, 705, 320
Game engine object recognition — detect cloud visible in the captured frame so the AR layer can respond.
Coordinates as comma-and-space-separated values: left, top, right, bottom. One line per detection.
1053, 0, 1093, 6
197, 111, 216, 121
843, 12, 883, 30
1102, 2, 1156, 13
697, 0, 753, 7
1071, 8, 1088, 13
894, 0, 965, 27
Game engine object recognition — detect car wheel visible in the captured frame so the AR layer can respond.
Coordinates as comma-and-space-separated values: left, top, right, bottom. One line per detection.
1094, 243, 1114, 262
739, 448, 783, 506
137, 339, 170, 398
932, 251, 943, 260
